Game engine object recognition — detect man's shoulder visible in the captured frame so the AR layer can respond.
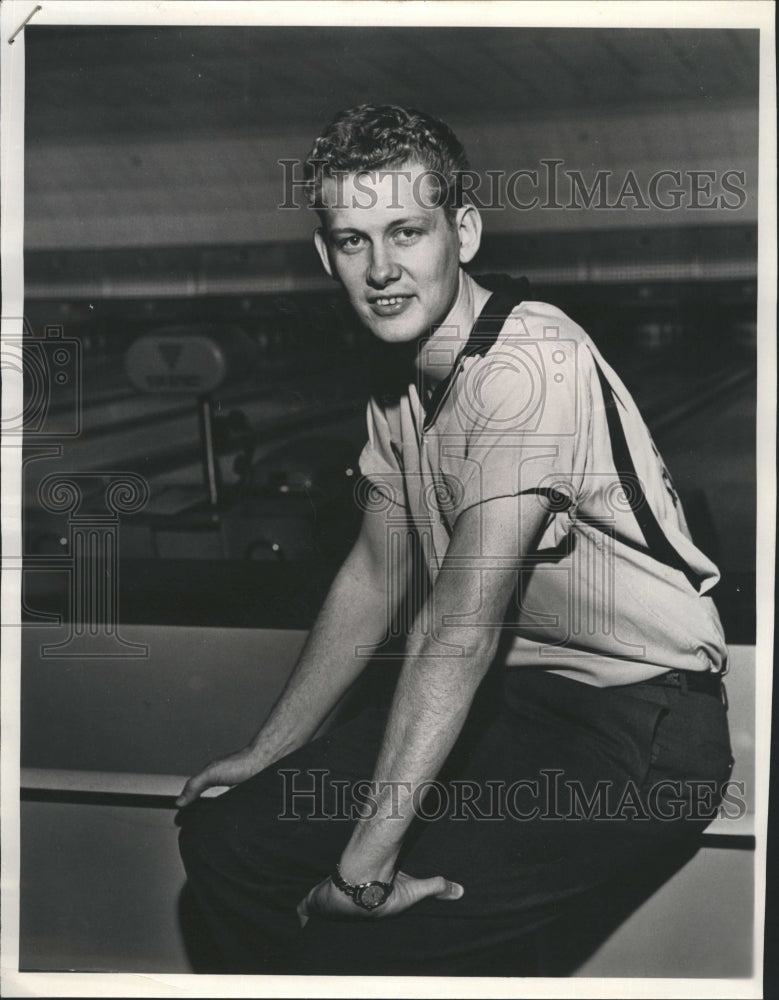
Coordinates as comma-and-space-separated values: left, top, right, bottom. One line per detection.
488, 300, 597, 378
502, 300, 590, 345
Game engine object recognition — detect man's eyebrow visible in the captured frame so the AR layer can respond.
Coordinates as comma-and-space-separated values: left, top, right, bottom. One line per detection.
386, 215, 430, 228
328, 216, 431, 238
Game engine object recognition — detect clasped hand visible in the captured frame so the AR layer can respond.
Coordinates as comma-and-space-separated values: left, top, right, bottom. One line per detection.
297, 871, 464, 926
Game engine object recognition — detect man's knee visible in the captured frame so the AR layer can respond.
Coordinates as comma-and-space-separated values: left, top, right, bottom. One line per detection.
177, 785, 287, 886
178, 800, 221, 877
177, 793, 251, 881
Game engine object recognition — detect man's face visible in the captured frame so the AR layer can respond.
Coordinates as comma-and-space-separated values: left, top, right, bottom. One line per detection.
314, 162, 476, 344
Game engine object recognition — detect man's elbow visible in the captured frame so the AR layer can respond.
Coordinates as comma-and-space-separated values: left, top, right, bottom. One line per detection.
433, 625, 502, 674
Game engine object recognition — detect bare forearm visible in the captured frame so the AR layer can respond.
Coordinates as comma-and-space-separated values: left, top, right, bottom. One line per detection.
176, 542, 397, 806
339, 622, 499, 880
248, 547, 394, 766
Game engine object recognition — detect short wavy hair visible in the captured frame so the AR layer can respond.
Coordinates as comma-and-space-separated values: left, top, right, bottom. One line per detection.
305, 104, 470, 221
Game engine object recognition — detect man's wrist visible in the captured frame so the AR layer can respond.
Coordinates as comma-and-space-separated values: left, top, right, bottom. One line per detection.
247, 729, 304, 767
338, 844, 399, 885
331, 863, 396, 911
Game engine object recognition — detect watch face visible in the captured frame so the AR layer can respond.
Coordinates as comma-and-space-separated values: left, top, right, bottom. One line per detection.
357, 883, 388, 910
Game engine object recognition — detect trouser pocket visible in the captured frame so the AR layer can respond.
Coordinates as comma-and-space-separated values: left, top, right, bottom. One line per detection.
639, 688, 734, 822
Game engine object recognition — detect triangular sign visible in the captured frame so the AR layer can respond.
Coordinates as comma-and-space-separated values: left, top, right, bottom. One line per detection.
159, 343, 184, 371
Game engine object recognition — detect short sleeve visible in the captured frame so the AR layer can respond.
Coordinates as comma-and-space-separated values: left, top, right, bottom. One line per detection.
357, 397, 408, 509
451, 335, 591, 516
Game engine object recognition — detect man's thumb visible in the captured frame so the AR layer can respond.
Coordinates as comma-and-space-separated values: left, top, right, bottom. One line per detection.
175, 773, 206, 807
416, 876, 464, 901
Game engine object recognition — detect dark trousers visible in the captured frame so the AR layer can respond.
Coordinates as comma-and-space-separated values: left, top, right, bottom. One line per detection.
178, 666, 733, 976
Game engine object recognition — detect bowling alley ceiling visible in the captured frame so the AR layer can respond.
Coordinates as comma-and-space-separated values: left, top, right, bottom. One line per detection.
26, 26, 758, 141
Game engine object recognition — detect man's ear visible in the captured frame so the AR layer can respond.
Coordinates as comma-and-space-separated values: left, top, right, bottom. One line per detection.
314, 228, 335, 279
455, 204, 482, 265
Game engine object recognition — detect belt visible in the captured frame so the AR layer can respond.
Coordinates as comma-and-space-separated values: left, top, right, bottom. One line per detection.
640, 669, 725, 701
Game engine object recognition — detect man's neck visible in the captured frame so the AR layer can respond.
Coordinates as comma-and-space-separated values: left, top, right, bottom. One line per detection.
415, 271, 492, 388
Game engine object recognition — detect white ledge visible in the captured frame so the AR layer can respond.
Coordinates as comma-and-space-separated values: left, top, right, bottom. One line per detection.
20, 767, 227, 799
20, 767, 755, 841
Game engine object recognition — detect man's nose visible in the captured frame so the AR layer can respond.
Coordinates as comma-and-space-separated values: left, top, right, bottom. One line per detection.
366, 245, 401, 288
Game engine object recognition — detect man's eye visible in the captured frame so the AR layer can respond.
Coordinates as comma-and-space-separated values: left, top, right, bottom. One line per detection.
394, 229, 421, 243
337, 235, 364, 252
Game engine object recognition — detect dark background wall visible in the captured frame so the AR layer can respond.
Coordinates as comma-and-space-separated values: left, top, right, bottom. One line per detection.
21, 26, 758, 641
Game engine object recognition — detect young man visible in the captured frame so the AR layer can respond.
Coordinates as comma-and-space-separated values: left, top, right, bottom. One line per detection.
177, 105, 733, 976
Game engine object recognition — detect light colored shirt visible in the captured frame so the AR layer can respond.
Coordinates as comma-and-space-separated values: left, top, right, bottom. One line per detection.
358, 281, 728, 687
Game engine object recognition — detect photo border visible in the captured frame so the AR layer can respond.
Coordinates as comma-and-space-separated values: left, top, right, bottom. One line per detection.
1, 2, 775, 997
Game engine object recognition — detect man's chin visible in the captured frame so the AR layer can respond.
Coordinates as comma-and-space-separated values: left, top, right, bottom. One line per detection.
365, 319, 427, 345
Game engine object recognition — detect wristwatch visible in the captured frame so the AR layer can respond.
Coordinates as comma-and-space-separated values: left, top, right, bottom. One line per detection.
331, 863, 396, 911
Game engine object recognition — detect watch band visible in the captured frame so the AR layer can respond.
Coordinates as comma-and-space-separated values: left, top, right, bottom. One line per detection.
331, 863, 396, 911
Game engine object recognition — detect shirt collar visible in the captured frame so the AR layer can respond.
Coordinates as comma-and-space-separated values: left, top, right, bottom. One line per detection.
416, 271, 492, 388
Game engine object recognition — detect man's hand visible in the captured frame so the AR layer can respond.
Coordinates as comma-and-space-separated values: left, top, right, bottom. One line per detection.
176, 746, 266, 807
297, 871, 464, 927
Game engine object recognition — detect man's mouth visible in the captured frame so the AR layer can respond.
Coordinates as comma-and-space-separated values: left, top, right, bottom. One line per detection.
368, 295, 414, 317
